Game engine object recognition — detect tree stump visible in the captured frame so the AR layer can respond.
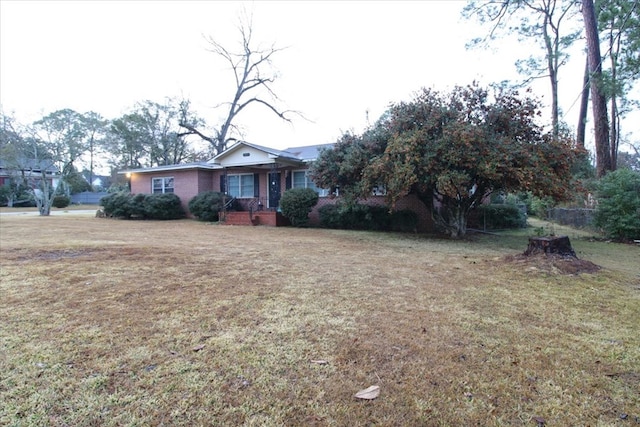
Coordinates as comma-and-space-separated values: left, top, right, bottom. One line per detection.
524, 236, 577, 257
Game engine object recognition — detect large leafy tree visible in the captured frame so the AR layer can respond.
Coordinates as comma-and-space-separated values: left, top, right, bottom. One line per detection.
311, 121, 389, 203
0, 111, 35, 206
29, 109, 88, 215
107, 112, 148, 169
107, 98, 202, 169
1, 109, 93, 214
80, 111, 109, 190
313, 84, 580, 238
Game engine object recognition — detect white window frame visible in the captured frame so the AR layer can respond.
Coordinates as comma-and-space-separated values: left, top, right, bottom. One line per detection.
227, 173, 254, 198
292, 170, 330, 197
152, 177, 174, 194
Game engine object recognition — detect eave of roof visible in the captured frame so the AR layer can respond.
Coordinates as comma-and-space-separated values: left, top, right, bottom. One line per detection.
118, 162, 221, 175
118, 141, 337, 175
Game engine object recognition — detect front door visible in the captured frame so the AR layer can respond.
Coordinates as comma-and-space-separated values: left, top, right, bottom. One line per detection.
268, 172, 281, 209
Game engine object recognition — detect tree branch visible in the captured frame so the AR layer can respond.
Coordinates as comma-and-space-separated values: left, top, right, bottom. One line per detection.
178, 122, 215, 144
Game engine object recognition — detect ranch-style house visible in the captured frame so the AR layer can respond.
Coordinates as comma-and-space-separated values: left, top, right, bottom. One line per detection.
121, 141, 434, 230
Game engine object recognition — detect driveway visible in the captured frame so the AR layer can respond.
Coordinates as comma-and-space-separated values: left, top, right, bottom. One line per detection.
0, 209, 97, 216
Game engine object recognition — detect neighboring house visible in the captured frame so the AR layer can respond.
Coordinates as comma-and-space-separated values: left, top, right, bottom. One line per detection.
121, 141, 433, 230
80, 171, 111, 190
0, 159, 60, 189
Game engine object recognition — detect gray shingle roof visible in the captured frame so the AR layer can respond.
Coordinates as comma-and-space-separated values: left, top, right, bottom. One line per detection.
283, 143, 335, 162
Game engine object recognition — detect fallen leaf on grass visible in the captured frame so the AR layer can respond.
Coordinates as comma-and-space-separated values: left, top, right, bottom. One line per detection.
355, 385, 380, 400
533, 416, 546, 426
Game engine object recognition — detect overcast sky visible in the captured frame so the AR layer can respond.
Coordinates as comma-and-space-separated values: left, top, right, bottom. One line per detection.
1, 0, 627, 154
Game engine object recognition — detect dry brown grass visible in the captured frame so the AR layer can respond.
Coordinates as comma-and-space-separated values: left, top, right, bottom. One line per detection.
1, 214, 638, 426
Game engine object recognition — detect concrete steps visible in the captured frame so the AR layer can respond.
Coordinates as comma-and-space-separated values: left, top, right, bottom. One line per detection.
222, 211, 290, 227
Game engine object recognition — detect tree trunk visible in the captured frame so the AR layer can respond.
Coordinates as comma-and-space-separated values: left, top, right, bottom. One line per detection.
432, 201, 469, 239
449, 207, 467, 239
582, 0, 611, 177
542, 14, 560, 138
525, 236, 577, 257
610, 91, 618, 171
576, 56, 589, 149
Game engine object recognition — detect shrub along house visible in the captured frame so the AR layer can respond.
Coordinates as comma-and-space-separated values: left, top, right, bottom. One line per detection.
121, 141, 433, 230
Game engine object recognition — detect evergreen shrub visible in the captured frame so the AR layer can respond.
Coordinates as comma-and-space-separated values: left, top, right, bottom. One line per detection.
594, 168, 640, 241
473, 204, 527, 229
100, 192, 134, 218
100, 192, 184, 220
280, 188, 319, 227
390, 209, 418, 232
318, 203, 392, 231
188, 191, 227, 222
52, 195, 71, 208
143, 193, 185, 220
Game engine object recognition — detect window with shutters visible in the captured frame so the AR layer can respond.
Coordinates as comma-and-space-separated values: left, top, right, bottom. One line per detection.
227, 174, 254, 198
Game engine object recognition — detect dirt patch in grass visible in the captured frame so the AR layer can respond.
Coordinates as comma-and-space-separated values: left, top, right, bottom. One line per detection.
6, 248, 105, 262
504, 253, 602, 275
1, 216, 638, 426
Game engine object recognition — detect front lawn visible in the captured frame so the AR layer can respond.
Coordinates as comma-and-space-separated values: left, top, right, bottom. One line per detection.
1, 216, 638, 426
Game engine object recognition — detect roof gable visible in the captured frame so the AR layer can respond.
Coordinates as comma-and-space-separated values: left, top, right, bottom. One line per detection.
210, 141, 303, 167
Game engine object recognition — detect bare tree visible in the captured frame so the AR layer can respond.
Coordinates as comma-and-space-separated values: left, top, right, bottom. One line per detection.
179, 15, 298, 155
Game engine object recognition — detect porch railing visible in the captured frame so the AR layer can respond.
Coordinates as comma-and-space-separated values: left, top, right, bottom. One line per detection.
248, 197, 270, 221
219, 196, 236, 222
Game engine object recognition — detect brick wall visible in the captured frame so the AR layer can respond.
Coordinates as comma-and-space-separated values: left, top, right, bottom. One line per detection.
130, 169, 215, 216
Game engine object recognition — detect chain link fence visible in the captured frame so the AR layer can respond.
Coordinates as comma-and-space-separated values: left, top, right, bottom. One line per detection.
546, 208, 595, 229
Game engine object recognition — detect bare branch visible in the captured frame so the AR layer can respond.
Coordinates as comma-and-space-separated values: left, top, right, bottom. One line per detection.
178, 121, 215, 144
184, 13, 300, 155
234, 97, 294, 122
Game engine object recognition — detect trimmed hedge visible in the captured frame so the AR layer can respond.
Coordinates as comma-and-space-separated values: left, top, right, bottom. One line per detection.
143, 193, 185, 220
52, 195, 71, 209
100, 192, 185, 220
390, 209, 418, 232
318, 203, 417, 232
280, 188, 319, 227
100, 192, 134, 218
318, 204, 389, 230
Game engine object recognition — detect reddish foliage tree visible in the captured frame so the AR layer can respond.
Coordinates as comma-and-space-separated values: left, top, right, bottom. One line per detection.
313, 84, 582, 238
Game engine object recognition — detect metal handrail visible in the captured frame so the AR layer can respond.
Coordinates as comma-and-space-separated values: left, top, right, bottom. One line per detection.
223, 196, 236, 210
248, 197, 267, 220
219, 196, 236, 222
